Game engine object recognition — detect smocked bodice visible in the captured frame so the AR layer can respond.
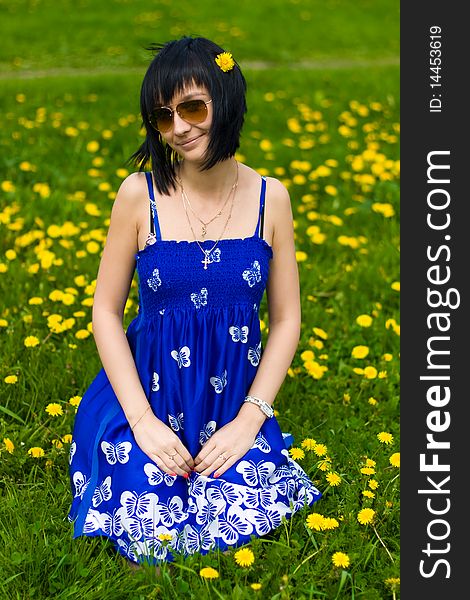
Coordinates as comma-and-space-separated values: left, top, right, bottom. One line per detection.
133, 172, 272, 319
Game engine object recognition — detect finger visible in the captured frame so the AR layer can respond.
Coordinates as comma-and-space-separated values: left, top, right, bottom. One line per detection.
176, 445, 196, 470
194, 443, 216, 468
198, 451, 231, 477
149, 453, 178, 477
213, 455, 238, 478
164, 452, 192, 477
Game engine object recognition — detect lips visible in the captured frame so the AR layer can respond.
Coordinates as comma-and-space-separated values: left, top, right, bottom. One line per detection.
179, 135, 203, 147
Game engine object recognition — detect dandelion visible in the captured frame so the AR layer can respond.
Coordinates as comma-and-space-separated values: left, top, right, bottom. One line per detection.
363, 366, 378, 379
356, 314, 373, 327
362, 490, 375, 499
351, 345, 369, 359
46, 403, 63, 417
385, 577, 400, 590
28, 447, 45, 458
368, 479, 379, 490
301, 438, 316, 451
306, 512, 324, 531
62, 434, 73, 444
215, 51, 235, 72
322, 517, 339, 530
3, 438, 14, 453
158, 533, 173, 542
250, 583, 262, 591
289, 447, 305, 460
199, 566, 219, 579
4, 375, 18, 384
313, 327, 328, 339
357, 508, 375, 525
361, 467, 375, 475
234, 547, 255, 567
389, 452, 400, 467
314, 443, 327, 456
377, 431, 394, 445
69, 396, 82, 407
332, 552, 350, 568
326, 472, 341, 487
24, 336, 40, 347
368, 397, 378, 405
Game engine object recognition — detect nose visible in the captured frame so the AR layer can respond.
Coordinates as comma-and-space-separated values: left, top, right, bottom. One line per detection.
172, 110, 191, 136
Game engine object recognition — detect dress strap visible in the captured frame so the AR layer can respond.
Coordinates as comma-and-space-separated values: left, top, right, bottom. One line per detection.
255, 175, 267, 239
145, 171, 162, 241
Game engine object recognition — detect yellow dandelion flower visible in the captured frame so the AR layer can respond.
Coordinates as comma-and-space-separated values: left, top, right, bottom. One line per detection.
362, 490, 375, 499
199, 566, 219, 579
382, 353, 393, 361
87, 141, 100, 153
313, 326, 328, 339
368, 479, 379, 490
289, 447, 305, 460
363, 366, 378, 379
322, 517, 339, 530
62, 434, 73, 444
215, 51, 235, 72
318, 458, 332, 471
377, 431, 394, 445
391, 281, 400, 291
385, 577, 400, 589
4, 375, 18, 384
24, 336, 40, 347
234, 547, 255, 567
361, 467, 375, 475
306, 513, 324, 531
326, 472, 341, 487
28, 447, 45, 458
357, 508, 375, 525
368, 397, 378, 405
389, 452, 400, 467
3, 438, 14, 453
356, 314, 373, 327
158, 533, 173, 541
250, 583, 262, 591
365, 458, 376, 467
46, 403, 63, 417
301, 438, 317, 450
351, 345, 369, 359
314, 443, 327, 456
69, 396, 82, 407
332, 552, 350, 568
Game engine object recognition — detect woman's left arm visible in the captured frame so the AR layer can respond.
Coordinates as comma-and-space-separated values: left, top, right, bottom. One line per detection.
193, 178, 301, 477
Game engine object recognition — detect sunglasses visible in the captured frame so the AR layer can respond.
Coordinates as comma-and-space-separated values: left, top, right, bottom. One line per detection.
149, 98, 212, 133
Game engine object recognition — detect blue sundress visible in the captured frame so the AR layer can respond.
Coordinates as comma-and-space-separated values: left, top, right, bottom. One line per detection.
67, 171, 322, 565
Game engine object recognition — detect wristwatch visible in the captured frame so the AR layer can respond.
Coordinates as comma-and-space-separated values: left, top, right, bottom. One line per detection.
244, 395, 274, 418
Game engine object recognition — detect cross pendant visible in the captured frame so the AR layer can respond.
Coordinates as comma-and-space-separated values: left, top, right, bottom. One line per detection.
202, 252, 210, 270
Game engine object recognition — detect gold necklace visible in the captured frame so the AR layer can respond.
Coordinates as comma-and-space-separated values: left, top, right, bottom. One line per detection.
181, 167, 238, 269
178, 161, 239, 238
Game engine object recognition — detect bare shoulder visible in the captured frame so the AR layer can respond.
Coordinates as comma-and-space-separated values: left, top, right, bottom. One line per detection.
264, 176, 294, 246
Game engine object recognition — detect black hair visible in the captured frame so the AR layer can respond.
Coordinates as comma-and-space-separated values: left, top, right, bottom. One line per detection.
125, 36, 248, 196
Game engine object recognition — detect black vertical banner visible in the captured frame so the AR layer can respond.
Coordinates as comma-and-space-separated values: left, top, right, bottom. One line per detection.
401, 3, 466, 598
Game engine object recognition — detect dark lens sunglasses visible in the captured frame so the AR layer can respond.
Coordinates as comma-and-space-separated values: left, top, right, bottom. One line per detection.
149, 99, 212, 133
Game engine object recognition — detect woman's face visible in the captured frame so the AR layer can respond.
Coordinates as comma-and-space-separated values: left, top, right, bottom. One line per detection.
156, 81, 213, 162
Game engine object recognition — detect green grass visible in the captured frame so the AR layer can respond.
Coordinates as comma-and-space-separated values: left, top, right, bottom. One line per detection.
0, 2, 399, 598
1, 0, 399, 74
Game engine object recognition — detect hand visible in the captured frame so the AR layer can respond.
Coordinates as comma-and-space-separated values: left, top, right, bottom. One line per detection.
193, 417, 260, 478
131, 412, 195, 477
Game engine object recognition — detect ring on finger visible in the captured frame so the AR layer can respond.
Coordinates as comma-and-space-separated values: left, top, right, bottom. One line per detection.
218, 453, 227, 461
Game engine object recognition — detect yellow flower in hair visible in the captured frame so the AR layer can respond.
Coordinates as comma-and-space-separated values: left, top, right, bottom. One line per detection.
215, 51, 235, 72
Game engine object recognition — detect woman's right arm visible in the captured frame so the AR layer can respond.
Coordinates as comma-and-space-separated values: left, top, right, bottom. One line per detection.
90, 173, 194, 475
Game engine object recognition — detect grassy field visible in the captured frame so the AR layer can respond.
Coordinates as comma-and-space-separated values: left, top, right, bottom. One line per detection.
0, 1, 399, 598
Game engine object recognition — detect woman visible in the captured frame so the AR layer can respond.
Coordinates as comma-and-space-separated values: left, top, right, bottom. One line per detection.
67, 35, 321, 568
